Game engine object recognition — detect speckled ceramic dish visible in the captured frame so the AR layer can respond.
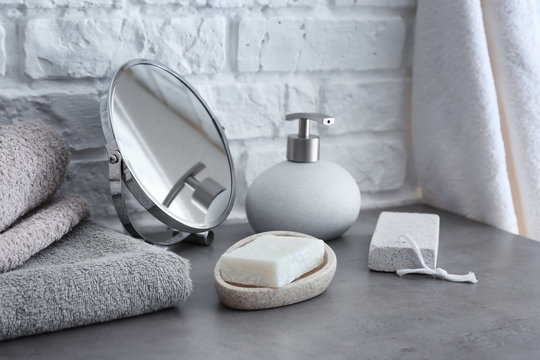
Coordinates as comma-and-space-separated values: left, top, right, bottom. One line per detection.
214, 231, 337, 310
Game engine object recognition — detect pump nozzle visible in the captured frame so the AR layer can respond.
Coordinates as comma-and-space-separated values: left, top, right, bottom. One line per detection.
285, 113, 335, 163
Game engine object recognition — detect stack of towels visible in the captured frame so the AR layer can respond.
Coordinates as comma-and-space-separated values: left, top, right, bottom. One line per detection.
0, 122, 192, 341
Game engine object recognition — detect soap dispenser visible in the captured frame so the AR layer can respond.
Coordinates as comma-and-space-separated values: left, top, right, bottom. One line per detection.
245, 113, 361, 240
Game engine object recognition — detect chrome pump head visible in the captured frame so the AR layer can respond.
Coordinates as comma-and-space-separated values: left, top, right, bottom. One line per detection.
285, 112, 335, 163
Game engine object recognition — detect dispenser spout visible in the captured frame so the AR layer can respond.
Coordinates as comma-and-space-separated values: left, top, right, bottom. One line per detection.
286, 112, 335, 138
285, 113, 335, 163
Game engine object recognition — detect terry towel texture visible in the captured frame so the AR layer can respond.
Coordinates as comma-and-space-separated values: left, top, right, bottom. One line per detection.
0, 118, 193, 341
0, 221, 193, 341
0, 121, 69, 233
0, 195, 90, 273
412, 0, 540, 239
0, 121, 90, 273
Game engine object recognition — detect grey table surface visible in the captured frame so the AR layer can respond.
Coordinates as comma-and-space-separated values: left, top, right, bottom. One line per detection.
1, 204, 540, 360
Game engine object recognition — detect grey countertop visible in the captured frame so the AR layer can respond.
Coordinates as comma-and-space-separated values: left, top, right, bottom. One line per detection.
1, 204, 540, 360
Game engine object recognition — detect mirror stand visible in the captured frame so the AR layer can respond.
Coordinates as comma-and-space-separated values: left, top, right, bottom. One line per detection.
107, 143, 213, 246
101, 59, 235, 246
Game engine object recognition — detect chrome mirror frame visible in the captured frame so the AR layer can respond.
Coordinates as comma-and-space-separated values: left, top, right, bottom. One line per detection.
100, 59, 236, 246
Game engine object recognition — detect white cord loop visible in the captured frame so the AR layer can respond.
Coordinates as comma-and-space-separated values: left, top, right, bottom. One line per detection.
395, 234, 478, 284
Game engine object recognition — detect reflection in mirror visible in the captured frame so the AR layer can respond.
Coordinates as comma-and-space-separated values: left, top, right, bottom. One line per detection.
107, 62, 234, 235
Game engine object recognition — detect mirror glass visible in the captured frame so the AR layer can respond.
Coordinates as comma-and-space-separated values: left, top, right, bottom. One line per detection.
104, 61, 234, 232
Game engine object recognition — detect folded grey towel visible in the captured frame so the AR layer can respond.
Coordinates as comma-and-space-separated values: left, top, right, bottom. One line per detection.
0, 195, 90, 273
0, 222, 192, 341
0, 121, 69, 232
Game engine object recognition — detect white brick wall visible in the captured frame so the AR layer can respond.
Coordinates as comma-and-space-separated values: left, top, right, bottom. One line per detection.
238, 17, 405, 72
0, 0, 419, 224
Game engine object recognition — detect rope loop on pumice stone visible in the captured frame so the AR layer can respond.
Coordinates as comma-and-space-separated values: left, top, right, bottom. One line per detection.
395, 234, 478, 284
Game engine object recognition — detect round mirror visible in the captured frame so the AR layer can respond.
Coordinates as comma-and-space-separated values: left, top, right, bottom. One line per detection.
100, 59, 235, 245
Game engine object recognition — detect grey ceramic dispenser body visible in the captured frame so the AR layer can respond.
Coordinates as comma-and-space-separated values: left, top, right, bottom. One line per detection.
245, 113, 361, 240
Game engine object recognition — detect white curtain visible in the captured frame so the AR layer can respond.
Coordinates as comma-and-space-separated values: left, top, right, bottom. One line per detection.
412, 0, 540, 240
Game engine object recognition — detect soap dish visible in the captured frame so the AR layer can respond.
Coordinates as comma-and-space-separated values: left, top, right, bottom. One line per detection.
214, 231, 337, 310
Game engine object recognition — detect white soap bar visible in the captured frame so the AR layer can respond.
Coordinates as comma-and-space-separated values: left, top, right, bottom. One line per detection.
220, 234, 325, 288
368, 212, 440, 272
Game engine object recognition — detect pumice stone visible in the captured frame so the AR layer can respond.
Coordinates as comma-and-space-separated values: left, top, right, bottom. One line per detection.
368, 212, 440, 272
245, 113, 361, 240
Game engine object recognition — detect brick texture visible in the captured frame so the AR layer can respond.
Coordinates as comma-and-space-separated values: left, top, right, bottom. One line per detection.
238, 17, 406, 72
0, 91, 104, 150
23, 0, 122, 8
335, 0, 415, 7
25, 17, 226, 79
1, 1, 417, 221
321, 80, 410, 134
200, 83, 285, 140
